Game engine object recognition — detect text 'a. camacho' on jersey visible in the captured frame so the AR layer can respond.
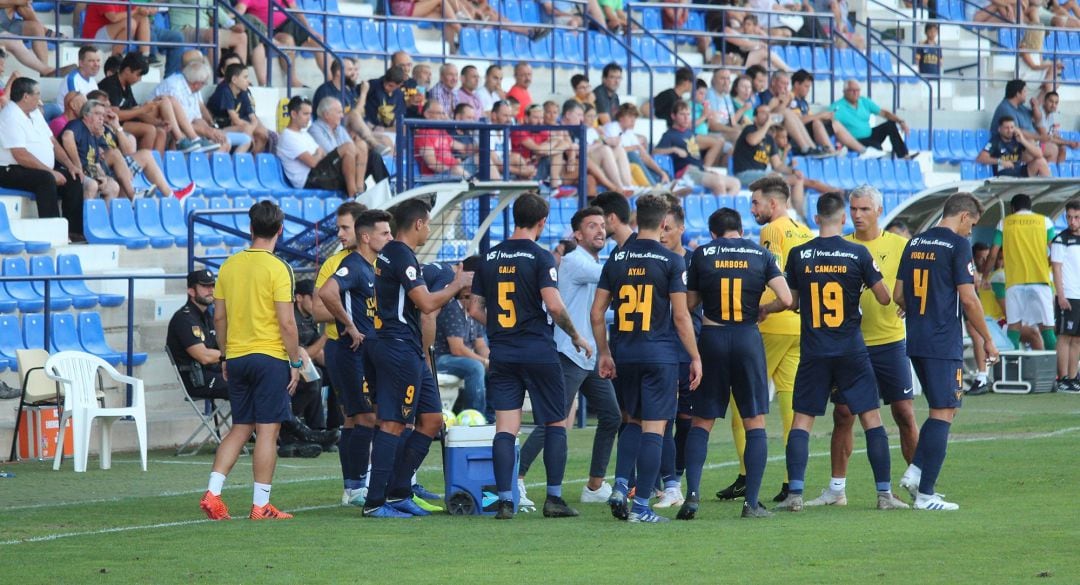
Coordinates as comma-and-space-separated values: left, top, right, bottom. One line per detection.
688, 238, 782, 326
374, 240, 426, 354
898, 227, 975, 361
331, 252, 377, 339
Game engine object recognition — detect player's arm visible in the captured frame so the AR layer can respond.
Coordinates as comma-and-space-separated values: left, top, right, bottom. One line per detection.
1052, 260, 1071, 310
275, 300, 302, 394
590, 289, 615, 379
759, 275, 793, 319
541, 286, 593, 357
467, 294, 487, 325
213, 299, 229, 380
317, 277, 363, 349
686, 290, 701, 310
311, 284, 335, 323
893, 278, 906, 312
409, 269, 472, 313
959, 282, 1000, 363
670, 292, 702, 390
422, 311, 440, 371
869, 279, 891, 306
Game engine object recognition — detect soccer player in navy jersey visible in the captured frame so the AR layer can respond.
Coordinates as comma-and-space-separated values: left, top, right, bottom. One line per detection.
895, 193, 999, 511
317, 209, 392, 509
777, 192, 900, 512
680, 207, 792, 520
591, 194, 702, 523
469, 192, 592, 520
362, 199, 473, 518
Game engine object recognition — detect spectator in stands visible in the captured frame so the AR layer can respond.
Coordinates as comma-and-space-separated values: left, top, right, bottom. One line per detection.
746, 64, 770, 102
206, 63, 269, 154
543, 100, 560, 126
991, 79, 1058, 162
56, 46, 102, 113
562, 100, 634, 195
430, 63, 460, 115
594, 63, 622, 126
279, 96, 367, 196
703, 68, 742, 143
0, 0, 58, 66
456, 66, 483, 121
388, 0, 462, 48
602, 103, 670, 186
969, 0, 1016, 23
730, 73, 757, 127
434, 278, 489, 414
731, 104, 806, 211
721, 14, 791, 71
477, 64, 505, 116
314, 59, 359, 121
0, 28, 69, 79
789, 69, 877, 157
654, 100, 741, 195
505, 95, 521, 121
50, 91, 86, 138
507, 63, 534, 122
235, 0, 324, 88
915, 23, 942, 77
746, 0, 805, 39
489, 100, 536, 180
170, 0, 255, 68
758, 70, 833, 157
1017, 28, 1063, 92
571, 74, 596, 108
310, 96, 390, 187
646, 66, 695, 125
406, 63, 430, 118
769, 124, 840, 195
364, 64, 408, 140
976, 115, 1052, 177
59, 99, 121, 202
413, 100, 472, 178
153, 54, 231, 152
513, 103, 572, 190
598, 0, 628, 31
98, 53, 216, 154
814, 0, 865, 50
689, 80, 729, 166
829, 79, 913, 159
0, 78, 85, 241
167, 269, 228, 402
81, 1, 185, 76
1035, 91, 1078, 163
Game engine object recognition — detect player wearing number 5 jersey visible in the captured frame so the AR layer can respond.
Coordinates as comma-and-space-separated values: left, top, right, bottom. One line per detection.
469, 192, 593, 520
776, 192, 900, 513
592, 194, 702, 524
679, 207, 792, 520
895, 192, 999, 511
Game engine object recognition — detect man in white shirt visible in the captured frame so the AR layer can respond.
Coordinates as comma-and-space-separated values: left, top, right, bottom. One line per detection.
476, 65, 506, 118
1051, 199, 1080, 393
0, 77, 85, 241
56, 45, 102, 109
152, 53, 229, 151
276, 96, 364, 197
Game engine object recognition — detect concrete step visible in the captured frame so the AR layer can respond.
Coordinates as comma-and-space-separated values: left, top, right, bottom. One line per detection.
10, 218, 69, 248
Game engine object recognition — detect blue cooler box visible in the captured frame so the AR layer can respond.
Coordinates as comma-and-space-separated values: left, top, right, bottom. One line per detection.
443, 425, 519, 515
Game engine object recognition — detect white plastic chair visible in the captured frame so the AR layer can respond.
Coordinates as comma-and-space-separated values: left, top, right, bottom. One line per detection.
46, 351, 148, 472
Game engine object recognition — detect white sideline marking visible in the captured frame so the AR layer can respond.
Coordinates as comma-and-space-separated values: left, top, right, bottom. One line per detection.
3, 426, 1078, 546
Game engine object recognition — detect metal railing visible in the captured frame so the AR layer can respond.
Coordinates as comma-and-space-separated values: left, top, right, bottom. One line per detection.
186, 208, 334, 272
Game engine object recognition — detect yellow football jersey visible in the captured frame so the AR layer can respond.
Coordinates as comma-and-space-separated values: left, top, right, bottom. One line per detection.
315, 249, 351, 340
845, 230, 907, 346
759, 216, 814, 336
996, 211, 1054, 287
215, 249, 294, 361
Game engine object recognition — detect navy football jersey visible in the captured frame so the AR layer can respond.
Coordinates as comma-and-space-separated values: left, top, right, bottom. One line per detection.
374, 240, 427, 353
688, 237, 782, 326
675, 248, 703, 363
330, 252, 377, 339
898, 226, 975, 360
785, 235, 883, 357
598, 238, 688, 364
423, 262, 457, 293
472, 239, 559, 362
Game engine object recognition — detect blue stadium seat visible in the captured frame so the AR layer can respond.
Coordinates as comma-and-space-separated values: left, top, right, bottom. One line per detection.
30, 255, 97, 310
642, 7, 662, 29
210, 198, 239, 231
112, 199, 172, 248
563, 31, 584, 66
302, 198, 325, 223
3, 257, 48, 312
188, 151, 227, 198
851, 158, 869, 186
733, 195, 751, 217
0, 277, 24, 312
652, 154, 674, 178
521, 0, 541, 23
50, 312, 94, 356
480, 28, 499, 60
186, 197, 246, 246
255, 153, 323, 197
946, 129, 965, 164
782, 45, 801, 70
835, 157, 856, 190
812, 47, 831, 74
163, 151, 202, 195
700, 195, 720, 224
513, 32, 533, 60
135, 198, 185, 247
0, 315, 20, 366
683, 194, 706, 233
361, 19, 383, 51
932, 128, 950, 163
821, 157, 842, 188
894, 158, 912, 190
81, 312, 146, 366
0, 201, 50, 254
84, 200, 145, 247
884, 192, 900, 213
22, 313, 46, 350
232, 195, 255, 233
56, 254, 124, 307
880, 159, 900, 192
325, 17, 346, 51
160, 197, 221, 246
532, 35, 554, 60
609, 35, 628, 64
343, 18, 367, 53
590, 31, 612, 67
212, 152, 261, 197
384, 21, 402, 53
279, 197, 305, 237
460, 27, 482, 57
397, 20, 418, 53
503, 0, 523, 22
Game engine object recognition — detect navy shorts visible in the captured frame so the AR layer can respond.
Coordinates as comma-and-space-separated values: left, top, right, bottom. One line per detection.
370, 338, 441, 424
677, 361, 693, 416
614, 362, 678, 421
226, 353, 293, 424
489, 360, 566, 425
911, 356, 964, 410
793, 352, 880, 417
869, 340, 914, 404
324, 337, 373, 417
692, 326, 770, 420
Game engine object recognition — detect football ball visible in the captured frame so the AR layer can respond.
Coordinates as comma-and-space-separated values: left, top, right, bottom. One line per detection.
442, 409, 457, 428
456, 409, 486, 426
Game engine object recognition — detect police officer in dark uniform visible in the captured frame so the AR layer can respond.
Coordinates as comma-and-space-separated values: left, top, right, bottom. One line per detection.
167, 269, 228, 400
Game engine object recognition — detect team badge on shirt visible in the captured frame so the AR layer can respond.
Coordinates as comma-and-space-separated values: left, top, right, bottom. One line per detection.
336, 267, 349, 277
967, 261, 975, 276
191, 327, 203, 340
549, 267, 558, 282
406, 266, 418, 280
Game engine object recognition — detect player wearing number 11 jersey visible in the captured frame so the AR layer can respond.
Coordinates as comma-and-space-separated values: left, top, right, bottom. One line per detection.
777, 192, 898, 512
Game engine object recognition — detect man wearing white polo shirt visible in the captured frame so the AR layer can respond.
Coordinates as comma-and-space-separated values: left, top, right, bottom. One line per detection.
1051, 199, 1080, 393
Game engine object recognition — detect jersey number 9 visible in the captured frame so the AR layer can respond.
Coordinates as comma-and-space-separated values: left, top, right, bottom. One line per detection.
618, 284, 655, 332
809, 281, 843, 328
498, 282, 517, 327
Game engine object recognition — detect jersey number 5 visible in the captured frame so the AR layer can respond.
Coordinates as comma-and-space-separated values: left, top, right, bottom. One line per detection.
809, 281, 843, 328
498, 282, 517, 327
618, 284, 654, 332
912, 268, 929, 315
720, 278, 743, 321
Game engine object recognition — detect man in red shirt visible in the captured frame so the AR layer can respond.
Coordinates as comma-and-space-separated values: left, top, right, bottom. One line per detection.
506, 62, 533, 123
413, 100, 471, 177
511, 103, 571, 188
82, 2, 150, 56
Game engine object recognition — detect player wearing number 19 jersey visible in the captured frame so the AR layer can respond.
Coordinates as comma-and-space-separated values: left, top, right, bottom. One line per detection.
680, 208, 791, 520
777, 192, 897, 513
469, 193, 592, 520
895, 193, 999, 511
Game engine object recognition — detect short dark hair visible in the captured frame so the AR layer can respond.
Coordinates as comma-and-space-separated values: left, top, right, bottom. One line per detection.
942, 192, 983, 218
331, 59, 343, 76
389, 198, 431, 236
924, 22, 939, 34
709, 207, 743, 237
635, 194, 670, 231
1010, 193, 1032, 211
1066, 198, 1080, 212
695, 79, 708, 90
997, 115, 1015, 127
746, 64, 767, 80
512, 192, 550, 229
78, 45, 100, 60
1046, 90, 1060, 101
295, 279, 315, 296
120, 52, 149, 75
615, 103, 639, 120
223, 63, 246, 84
453, 102, 474, 117
562, 99, 583, 116
10, 78, 38, 102
103, 54, 122, 75
972, 242, 990, 254
356, 208, 392, 232
674, 66, 695, 86
749, 175, 790, 201
816, 192, 846, 223
571, 206, 604, 233
884, 218, 909, 233
602, 62, 622, 78
86, 89, 108, 103
1005, 79, 1027, 100
791, 69, 813, 84
336, 201, 367, 222
385, 65, 407, 85
667, 203, 685, 226
461, 65, 477, 77
486, 64, 501, 77
557, 239, 577, 255
571, 73, 589, 89
288, 95, 312, 114
671, 100, 690, 116
249, 200, 284, 239
594, 191, 631, 225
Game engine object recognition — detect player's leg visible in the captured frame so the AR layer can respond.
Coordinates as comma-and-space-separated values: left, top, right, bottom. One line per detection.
874, 340, 918, 465
839, 352, 905, 508
716, 397, 747, 500
966, 319, 992, 394
578, 366, 620, 500
771, 335, 799, 501
806, 401, 853, 507
489, 361, 528, 517
905, 358, 962, 510
1036, 285, 1058, 350
386, 365, 442, 515
363, 340, 418, 517
778, 357, 827, 512
628, 364, 677, 523
246, 355, 294, 518
1005, 285, 1023, 349
201, 360, 256, 519
527, 362, 578, 518
656, 362, 691, 508
732, 331, 771, 517
609, 365, 642, 520
680, 328, 728, 519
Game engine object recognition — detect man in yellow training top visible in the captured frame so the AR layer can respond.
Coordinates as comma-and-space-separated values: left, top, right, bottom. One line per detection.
717, 175, 812, 503
200, 200, 301, 521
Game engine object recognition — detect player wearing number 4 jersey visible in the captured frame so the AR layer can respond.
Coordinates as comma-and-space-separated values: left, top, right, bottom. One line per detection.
775, 192, 901, 513
895, 192, 999, 511
679, 207, 792, 520
470, 192, 593, 520
592, 194, 702, 524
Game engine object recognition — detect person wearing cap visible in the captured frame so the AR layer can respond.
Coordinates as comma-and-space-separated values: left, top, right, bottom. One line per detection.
166, 269, 227, 400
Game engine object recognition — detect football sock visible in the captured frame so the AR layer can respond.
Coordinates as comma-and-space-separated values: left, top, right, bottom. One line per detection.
660, 419, 676, 489
207, 471, 226, 496
253, 482, 271, 507
864, 425, 892, 492
365, 429, 401, 507
730, 399, 747, 475
543, 426, 568, 497
1041, 329, 1057, 350
785, 429, 810, 495
683, 426, 710, 496
349, 425, 374, 487
975, 370, 988, 383
389, 432, 433, 500
493, 431, 516, 499
396, 428, 412, 468
516, 425, 544, 477
830, 477, 847, 492
338, 427, 353, 489
674, 416, 691, 478
778, 392, 794, 482
917, 418, 951, 496
633, 432, 663, 508
744, 427, 767, 508
614, 422, 642, 492
1007, 329, 1021, 349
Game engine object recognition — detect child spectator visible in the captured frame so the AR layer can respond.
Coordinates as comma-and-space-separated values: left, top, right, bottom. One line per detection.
915, 23, 942, 77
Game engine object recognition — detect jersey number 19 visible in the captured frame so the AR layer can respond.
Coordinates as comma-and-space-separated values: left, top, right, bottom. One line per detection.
809, 281, 843, 328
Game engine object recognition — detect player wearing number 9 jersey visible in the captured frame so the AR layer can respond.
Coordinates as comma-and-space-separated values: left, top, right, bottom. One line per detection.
679, 207, 791, 520
776, 192, 899, 513
895, 192, 999, 511
469, 192, 593, 520
592, 194, 702, 524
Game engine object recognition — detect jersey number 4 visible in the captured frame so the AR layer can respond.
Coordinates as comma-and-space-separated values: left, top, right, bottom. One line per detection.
498, 282, 517, 327
618, 284, 654, 332
912, 268, 929, 315
809, 281, 844, 328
